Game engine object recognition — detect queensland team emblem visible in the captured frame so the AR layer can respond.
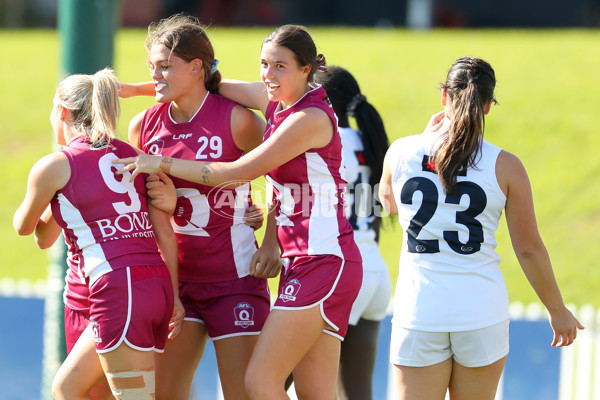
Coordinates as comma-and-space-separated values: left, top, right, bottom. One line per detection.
91, 320, 102, 344
146, 137, 165, 155
234, 302, 255, 328
279, 278, 301, 302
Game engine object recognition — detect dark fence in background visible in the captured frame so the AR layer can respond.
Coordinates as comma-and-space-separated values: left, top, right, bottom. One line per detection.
2, 0, 600, 28
433, 0, 599, 28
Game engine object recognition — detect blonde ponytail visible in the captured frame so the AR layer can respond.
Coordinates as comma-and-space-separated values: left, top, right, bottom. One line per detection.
90, 68, 120, 143
55, 67, 120, 143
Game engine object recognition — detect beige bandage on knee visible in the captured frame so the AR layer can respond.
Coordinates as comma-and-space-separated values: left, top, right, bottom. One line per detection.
104, 369, 155, 400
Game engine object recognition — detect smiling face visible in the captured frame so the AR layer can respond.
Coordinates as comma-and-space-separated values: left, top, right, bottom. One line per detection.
260, 42, 311, 109
147, 44, 201, 104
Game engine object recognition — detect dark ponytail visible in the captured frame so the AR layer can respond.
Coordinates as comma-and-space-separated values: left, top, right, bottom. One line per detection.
434, 57, 497, 194
206, 68, 222, 94
318, 66, 389, 187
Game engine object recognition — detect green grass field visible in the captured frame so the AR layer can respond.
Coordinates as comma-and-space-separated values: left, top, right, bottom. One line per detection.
2, 28, 599, 308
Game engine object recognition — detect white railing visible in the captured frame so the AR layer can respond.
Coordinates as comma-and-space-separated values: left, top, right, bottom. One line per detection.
489, 302, 596, 400
554, 304, 599, 400
0, 277, 47, 298
505, 302, 600, 400
0, 283, 597, 400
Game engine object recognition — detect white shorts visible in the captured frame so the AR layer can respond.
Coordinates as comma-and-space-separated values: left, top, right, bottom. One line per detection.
348, 238, 392, 325
348, 268, 392, 325
390, 320, 509, 368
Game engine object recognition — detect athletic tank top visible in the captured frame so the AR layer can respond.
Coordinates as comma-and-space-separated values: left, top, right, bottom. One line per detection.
389, 130, 509, 331
264, 86, 361, 262
340, 127, 386, 272
51, 137, 164, 287
139, 92, 258, 282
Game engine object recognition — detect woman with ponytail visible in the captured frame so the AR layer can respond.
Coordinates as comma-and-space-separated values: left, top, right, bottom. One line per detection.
121, 14, 273, 400
379, 56, 583, 399
317, 65, 391, 400
115, 24, 363, 400
14, 68, 183, 399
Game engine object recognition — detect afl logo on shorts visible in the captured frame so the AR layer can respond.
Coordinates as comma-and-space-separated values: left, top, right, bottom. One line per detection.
234, 302, 255, 328
91, 320, 102, 345
279, 278, 301, 302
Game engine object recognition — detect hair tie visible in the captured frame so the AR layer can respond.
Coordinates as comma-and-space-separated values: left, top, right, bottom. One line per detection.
211, 59, 219, 74
346, 94, 367, 116
312, 65, 327, 85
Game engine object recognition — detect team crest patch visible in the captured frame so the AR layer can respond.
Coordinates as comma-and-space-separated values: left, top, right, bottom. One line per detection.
279, 278, 301, 302
234, 302, 255, 328
146, 137, 165, 155
91, 320, 102, 344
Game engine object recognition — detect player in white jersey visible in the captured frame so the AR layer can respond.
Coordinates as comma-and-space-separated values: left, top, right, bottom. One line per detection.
379, 57, 583, 400
14, 69, 182, 400
115, 25, 364, 400
317, 65, 392, 400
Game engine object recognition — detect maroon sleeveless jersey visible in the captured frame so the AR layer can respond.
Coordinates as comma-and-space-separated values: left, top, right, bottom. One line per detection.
140, 93, 258, 283
51, 137, 164, 289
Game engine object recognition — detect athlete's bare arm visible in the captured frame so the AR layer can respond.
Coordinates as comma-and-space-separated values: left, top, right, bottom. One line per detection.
128, 111, 146, 150
497, 150, 584, 347
118, 81, 155, 98
115, 107, 334, 187
14, 153, 70, 243
230, 105, 266, 154
249, 182, 282, 279
148, 202, 184, 339
379, 147, 398, 214
34, 206, 62, 249
219, 79, 269, 115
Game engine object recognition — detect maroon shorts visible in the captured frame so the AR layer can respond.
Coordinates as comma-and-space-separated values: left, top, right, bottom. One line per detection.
273, 255, 362, 339
179, 275, 270, 340
64, 267, 90, 313
64, 306, 90, 354
89, 265, 174, 353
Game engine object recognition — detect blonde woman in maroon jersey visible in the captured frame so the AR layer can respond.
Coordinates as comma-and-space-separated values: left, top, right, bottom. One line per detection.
14, 68, 183, 400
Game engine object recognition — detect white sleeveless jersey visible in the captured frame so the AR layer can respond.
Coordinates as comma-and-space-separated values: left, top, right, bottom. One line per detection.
389, 130, 508, 331
340, 127, 385, 273
340, 127, 375, 239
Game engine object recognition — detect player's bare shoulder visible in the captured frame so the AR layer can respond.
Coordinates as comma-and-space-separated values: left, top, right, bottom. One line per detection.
495, 150, 528, 196
33, 152, 70, 185
230, 104, 265, 153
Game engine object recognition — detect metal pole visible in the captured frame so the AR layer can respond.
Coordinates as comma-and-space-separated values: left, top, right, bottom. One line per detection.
406, 0, 433, 30
59, 0, 120, 75
41, 1, 119, 398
